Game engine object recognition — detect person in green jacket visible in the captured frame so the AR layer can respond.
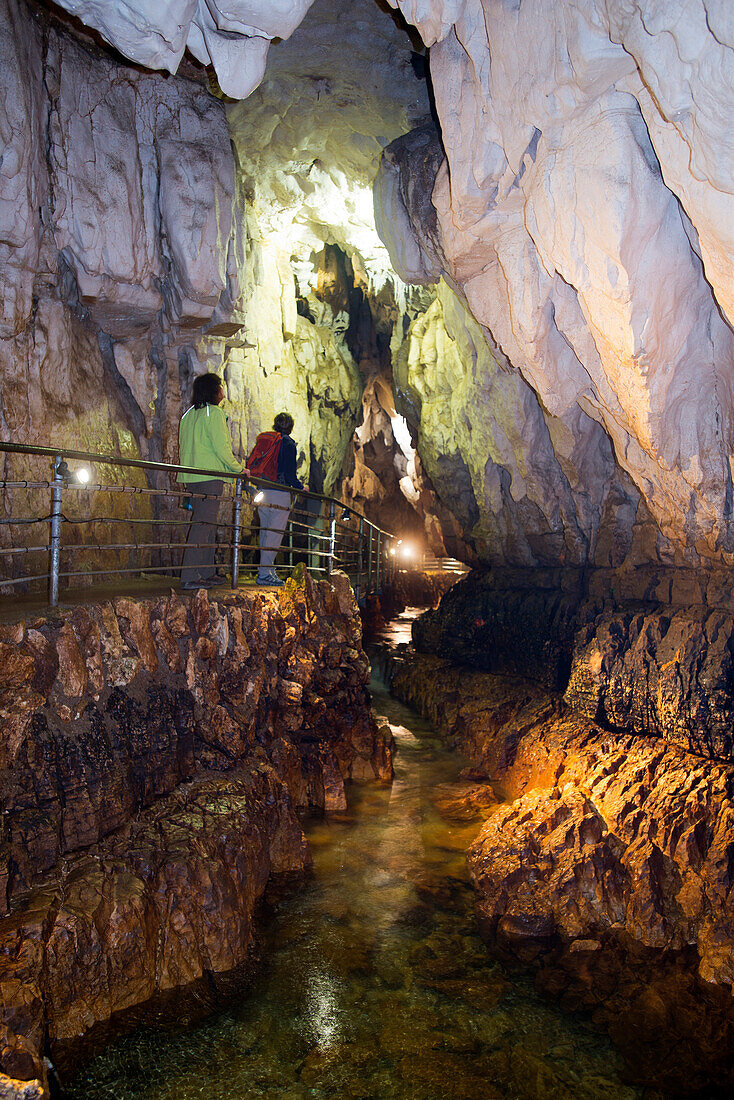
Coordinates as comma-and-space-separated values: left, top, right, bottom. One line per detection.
178, 373, 248, 590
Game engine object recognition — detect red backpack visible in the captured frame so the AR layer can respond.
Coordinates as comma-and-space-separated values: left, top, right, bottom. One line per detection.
247, 431, 282, 482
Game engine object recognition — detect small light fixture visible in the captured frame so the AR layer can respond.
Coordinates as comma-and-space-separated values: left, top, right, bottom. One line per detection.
341, 507, 351, 521
253, 490, 264, 504
54, 459, 91, 485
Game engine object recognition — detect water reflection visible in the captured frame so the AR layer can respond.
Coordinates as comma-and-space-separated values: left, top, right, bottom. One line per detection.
67, 673, 641, 1100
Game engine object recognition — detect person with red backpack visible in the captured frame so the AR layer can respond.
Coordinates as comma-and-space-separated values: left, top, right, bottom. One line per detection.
247, 412, 303, 586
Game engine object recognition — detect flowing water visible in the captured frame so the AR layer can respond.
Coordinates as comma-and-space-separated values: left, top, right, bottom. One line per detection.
67, 616, 641, 1100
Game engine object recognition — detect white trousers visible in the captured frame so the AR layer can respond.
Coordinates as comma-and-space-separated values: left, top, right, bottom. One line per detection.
258, 489, 291, 568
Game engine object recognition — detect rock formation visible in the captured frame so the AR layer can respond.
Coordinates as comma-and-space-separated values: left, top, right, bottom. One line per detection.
379, 646, 734, 1093
16, 0, 732, 569
1, 0, 463, 584
0, 573, 392, 1092
2, 0, 734, 1090
379, 0, 734, 565
51, 0, 317, 100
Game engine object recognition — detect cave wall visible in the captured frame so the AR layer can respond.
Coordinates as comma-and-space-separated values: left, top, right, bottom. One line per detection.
380, 0, 734, 566
6, 0, 734, 569
395, 278, 644, 567
0, 0, 368, 577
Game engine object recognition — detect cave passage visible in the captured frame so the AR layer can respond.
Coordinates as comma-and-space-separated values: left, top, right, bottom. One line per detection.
66, 653, 637, 1100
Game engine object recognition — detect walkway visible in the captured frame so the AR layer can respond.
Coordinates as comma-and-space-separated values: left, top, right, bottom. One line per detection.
0, 573, 286, 626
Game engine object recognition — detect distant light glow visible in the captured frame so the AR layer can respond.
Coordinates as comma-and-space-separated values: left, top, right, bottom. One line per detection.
398, 542, 415, 561
76, 466, 91, 484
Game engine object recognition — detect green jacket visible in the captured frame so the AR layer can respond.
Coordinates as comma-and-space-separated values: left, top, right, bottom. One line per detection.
177, 403, 243, 483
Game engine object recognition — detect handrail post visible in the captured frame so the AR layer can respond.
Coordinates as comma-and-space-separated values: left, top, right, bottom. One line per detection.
231, 477, 242, 589
376, 530, 381, 591
49, 455, 64, 607
327, 500, 336, 576
356, 516, 364, 603
367, 524, 373, 593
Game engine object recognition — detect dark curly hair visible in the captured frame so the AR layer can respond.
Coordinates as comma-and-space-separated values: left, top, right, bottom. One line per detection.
192, 373, 223, 408
273, 412, 294, 435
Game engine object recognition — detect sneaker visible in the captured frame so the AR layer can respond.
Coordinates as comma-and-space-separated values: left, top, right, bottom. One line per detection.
257, 570, 284, 587
181, 579, 212, 591
207, 574, 230, 587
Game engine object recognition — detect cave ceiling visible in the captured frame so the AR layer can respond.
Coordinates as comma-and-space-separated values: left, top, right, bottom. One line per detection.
226, 0, 431, 295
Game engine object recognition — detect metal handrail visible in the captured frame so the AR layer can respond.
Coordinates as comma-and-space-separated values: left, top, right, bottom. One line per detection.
0, 439, 396, 606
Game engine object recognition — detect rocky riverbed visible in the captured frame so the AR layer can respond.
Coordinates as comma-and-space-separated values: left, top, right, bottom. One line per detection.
375, 639, 734, 1093
0, 572, 392, 1095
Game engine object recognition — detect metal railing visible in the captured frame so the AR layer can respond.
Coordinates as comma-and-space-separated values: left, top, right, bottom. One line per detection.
0, 441, 396, 607
417, 556, 467, 573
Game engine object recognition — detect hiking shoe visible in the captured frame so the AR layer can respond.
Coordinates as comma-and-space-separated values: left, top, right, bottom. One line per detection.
207, 574, 229, 586
181, 579, 212, 591
257, 570, 284, 587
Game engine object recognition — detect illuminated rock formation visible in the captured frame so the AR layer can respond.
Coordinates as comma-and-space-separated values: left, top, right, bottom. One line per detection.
380, 648, 734, 1092
381, 0, 734, 562
21, 0, 734, 563
0, 575, 392, 1090
395, 278, 640, 566
0, 0, 438, 562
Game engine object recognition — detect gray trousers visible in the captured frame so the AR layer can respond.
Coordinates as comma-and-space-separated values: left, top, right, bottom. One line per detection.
258, 488, 291, 569
181, 479, 222, 583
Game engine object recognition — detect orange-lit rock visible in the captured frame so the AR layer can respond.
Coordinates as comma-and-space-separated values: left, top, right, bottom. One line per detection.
0, 574, 392, 1090
381, 647, 734, 1091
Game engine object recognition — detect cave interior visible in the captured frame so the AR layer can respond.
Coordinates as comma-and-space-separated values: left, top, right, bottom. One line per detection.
1, 0, 734, 1095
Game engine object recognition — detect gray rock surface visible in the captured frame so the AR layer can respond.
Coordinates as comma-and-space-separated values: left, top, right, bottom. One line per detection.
51, 0, 317, 98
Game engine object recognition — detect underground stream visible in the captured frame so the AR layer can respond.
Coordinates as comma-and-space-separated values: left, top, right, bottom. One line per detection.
65, 611, 640, 1100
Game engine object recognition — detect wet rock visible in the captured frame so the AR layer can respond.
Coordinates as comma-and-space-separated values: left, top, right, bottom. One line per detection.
52, 624, 87, 700
413, 568, 586, 690
432, 780, 498, 822
412, 567, 734, 758
389, 650, 734, 1091
565, 605, 734, 759
113, 599, 158, 674
0, 578, 388, 1079
2, 767, 309, 1074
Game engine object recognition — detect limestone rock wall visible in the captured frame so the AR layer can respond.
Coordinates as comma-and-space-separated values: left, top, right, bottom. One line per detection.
394, 278, 641, 567
381, 0, 734, 564
1, 0, 245, 506
30, 0, 734, 563
0, 573, 393, 1088
51, 0, 317, 100
0, 0, 366, 578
